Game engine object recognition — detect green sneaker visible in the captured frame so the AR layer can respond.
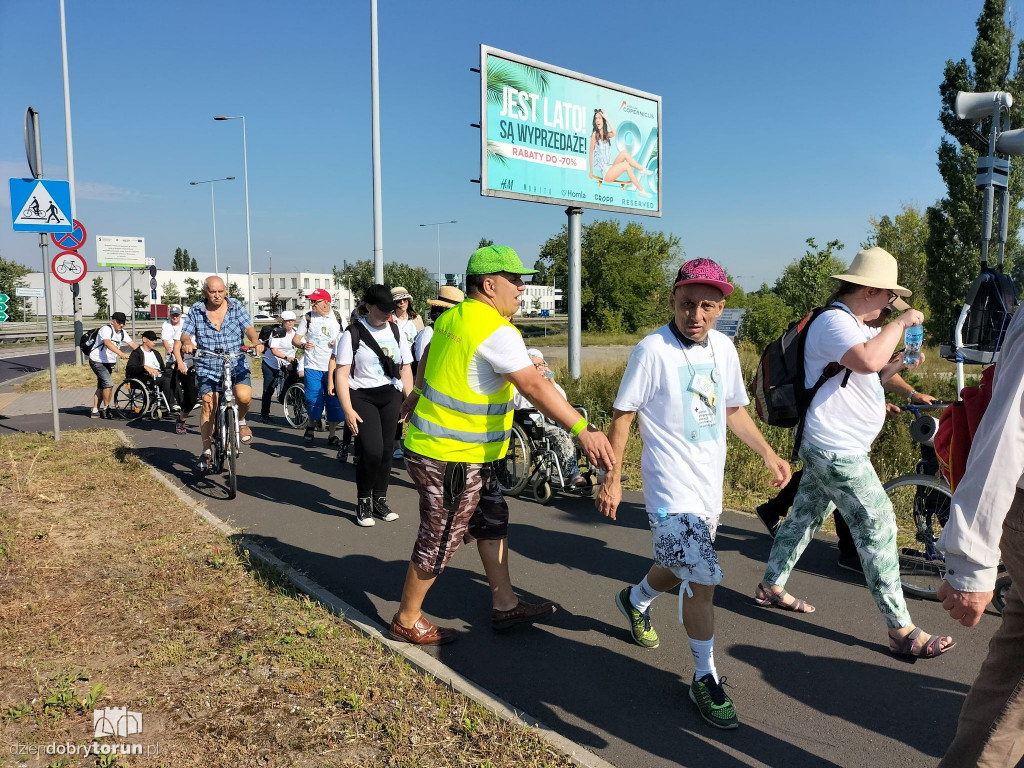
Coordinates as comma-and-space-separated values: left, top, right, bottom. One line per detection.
614, 587, 659, 648
689, 674, 738, 730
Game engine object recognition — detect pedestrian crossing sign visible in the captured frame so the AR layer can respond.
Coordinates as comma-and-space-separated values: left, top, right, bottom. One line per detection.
9, 178, 73, 233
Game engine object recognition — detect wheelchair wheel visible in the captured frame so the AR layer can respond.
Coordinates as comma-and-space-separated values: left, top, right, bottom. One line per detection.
113, 379, 150, 420
885, 473, 953, 600
534, 480, 553, 505
495, 423, 531, 496
283, 383, 308, 429
992, 574, 1012, 614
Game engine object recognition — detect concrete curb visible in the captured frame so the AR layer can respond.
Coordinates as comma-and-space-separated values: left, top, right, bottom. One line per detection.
115, 429, 617, 768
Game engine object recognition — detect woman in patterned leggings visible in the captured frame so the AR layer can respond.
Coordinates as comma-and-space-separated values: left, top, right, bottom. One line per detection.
754, 248, 955, 660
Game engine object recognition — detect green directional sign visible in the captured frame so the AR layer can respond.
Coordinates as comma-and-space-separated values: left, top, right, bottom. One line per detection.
0, 293, 7, 305
0, 293, 7, 322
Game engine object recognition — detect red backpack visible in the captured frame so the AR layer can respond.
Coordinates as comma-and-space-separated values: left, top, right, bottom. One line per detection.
934, 365, 995, 492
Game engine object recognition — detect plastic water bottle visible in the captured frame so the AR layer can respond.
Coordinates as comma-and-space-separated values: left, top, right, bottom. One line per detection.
655, 508, 668, 526
903, 325, 924, 366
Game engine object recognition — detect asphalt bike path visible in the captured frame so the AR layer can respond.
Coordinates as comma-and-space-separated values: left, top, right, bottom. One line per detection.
0, 348, 76, 386
2, 404, 1000, 768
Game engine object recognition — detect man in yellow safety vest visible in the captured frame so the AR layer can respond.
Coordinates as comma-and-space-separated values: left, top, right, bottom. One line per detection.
389, 245, 616, 645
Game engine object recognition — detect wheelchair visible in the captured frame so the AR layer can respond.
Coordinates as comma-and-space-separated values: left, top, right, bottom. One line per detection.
277, 363, 309, 429
494, 407, 600, 504
112, 375, 174, 421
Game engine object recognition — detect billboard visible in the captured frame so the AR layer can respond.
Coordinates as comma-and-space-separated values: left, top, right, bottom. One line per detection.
480, 46, 661, 216
96, 235, 146, 268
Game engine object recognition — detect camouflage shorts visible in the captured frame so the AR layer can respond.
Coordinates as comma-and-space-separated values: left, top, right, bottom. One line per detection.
405, 450, 510, 574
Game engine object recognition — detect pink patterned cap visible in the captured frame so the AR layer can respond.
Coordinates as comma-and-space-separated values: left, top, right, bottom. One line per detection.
674, 258, 734, 296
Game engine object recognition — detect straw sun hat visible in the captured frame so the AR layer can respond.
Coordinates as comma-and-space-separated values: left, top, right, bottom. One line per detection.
831, 247, 911, 297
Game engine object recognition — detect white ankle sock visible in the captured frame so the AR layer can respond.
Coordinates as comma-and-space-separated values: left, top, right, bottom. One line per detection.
689, 636, 718, 682
629, 576, 661, 613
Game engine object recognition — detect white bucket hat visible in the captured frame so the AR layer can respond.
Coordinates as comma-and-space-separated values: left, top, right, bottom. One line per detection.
832, 247, 911, 297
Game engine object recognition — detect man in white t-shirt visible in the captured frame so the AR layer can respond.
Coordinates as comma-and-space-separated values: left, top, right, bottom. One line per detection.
88, 311, 138, 419
161, 304, 198, 434
598, 258, 790, 730
292, 289, 345, 444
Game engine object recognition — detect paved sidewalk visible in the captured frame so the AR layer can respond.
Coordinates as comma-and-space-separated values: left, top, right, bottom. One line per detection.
0, 404, 999, 768
0, 387, 94, 417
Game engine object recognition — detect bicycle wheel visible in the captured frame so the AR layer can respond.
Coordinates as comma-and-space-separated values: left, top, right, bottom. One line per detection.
113, 379, 149, 420
283, 383, 308, 429
494, 424, 532, 496
884, 473, 953, 600
223, 407, 237, 499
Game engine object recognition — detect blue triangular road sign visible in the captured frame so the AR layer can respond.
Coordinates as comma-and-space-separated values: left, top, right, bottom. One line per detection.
9, 178, 73, 233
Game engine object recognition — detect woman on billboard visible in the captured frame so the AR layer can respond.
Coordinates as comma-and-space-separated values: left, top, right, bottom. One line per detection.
589, 109, 653, 197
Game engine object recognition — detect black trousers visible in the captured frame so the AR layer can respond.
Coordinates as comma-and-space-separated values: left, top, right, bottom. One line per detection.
350, 384, 402, 498
763, 468, 856, 557
171, 365, 199, 416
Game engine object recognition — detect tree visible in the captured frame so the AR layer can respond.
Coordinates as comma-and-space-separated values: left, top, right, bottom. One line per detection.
0, 253, 30, 319
161, 281, 181, 304
477, 237, 494, 248
190, 255, 198, 271
739, 288, 792, 350
333, 260, 437, 317
183, 277, 202, 305
268, 291, 283, 315
133, 289, 148, 309
863, 204, 929, 309
91, 276, 109, 319
772, 237, 847, 320
228, 281, 244, 300
534, 219, 681, 332
926, 0, 1024, 338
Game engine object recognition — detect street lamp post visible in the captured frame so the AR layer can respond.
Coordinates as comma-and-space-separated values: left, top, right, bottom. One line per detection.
419, 220, 457, 291
189, 176, 235, 275
214, 115, 253, 318
225, 265, 231, 296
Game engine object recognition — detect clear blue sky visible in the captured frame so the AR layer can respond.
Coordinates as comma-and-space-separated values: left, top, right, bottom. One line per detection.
0, 0, 990, 291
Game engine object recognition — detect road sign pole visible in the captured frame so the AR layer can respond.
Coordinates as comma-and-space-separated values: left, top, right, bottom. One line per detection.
129, 269, 135, 337
72, 282, 83, 365
40, 234, 61, 441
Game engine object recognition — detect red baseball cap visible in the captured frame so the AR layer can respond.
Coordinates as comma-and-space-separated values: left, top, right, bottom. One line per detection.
306, 288, 331, 302
673, 258, 734, 296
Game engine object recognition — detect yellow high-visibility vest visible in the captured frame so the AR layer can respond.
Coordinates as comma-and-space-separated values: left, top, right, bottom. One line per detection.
404, 298, 516, 463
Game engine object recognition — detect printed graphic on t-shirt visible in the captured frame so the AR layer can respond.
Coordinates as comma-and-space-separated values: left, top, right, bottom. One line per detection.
315, 322, 333, 347
678, 363, 721, 444
368, 333, 399, 380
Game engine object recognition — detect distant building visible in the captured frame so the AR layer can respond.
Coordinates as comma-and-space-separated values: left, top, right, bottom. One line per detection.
19, 269, 354, 319
428, 272, 561, 316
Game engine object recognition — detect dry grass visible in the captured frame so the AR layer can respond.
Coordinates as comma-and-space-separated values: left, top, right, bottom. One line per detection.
0, 430, 574, 768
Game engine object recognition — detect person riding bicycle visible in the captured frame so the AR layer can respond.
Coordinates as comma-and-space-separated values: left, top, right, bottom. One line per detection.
175, 276, 263, 472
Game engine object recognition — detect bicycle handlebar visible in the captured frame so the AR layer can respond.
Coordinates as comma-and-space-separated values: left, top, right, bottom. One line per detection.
194, 349, 247, 361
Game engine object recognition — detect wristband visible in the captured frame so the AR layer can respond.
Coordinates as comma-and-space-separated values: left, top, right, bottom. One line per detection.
413, 386, 422, 396
570, 418, 588, 436
906, 390, 918, 405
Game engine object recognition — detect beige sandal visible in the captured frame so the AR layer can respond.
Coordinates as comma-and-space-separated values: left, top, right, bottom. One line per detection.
239, 424, 253, 444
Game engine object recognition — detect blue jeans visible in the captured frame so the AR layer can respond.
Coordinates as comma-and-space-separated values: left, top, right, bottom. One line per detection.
304, 367, 342, 424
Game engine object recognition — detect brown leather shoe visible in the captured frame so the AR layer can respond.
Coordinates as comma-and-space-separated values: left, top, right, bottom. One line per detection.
388, 614, 457, 645
491, 599, 557, 631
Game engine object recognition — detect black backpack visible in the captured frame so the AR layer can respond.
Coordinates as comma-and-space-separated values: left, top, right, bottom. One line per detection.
80, 324, 121, 357
258, 323, 285, 345
350, 320, 402, 379
749, 305, 852, 456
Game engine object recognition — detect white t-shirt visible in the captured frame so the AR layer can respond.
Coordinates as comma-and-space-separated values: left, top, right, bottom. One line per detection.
613, 326, 748, 519
802, 304, 885, 454
160, 320, 182, 349
395, 315, 418, 350
142, 348, 160, 370
89, 324, 132, 364
263, 328, 296, 371
513, 380, 566, 410
295, 312, 343, 371
335, 318, 413, 391
413, 326, 433, 363
467, 325, 532, 395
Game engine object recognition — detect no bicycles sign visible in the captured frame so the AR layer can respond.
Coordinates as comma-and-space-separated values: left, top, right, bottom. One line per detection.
51, 250, 88, 284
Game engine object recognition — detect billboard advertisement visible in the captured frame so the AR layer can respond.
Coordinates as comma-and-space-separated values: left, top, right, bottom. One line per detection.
480, 46, 661, 216
96, 235, 146, 268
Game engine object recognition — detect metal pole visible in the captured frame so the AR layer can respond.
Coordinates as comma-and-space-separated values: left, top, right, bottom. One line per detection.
240, 116, 253, 317
436, 224, 441, 291
211, 182, 219, 275
370, 0, 384, 284
109, 267, 115, 316
129, 269, 136, 337
566, 206, 583, 379
59, 0, 84, 364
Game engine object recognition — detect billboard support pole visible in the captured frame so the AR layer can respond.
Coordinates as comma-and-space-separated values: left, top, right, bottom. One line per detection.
566, 206, 583, 379
370, 0, 384, 284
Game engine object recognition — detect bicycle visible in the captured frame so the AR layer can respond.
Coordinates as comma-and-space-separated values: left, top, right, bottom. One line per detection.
887, 402, 1011, 613
194, 349, 245, 499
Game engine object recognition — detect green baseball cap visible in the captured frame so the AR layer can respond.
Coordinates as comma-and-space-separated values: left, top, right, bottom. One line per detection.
465, 245, 538, 276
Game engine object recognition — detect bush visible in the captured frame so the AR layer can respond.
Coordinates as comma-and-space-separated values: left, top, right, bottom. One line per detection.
739, 292, 792, 350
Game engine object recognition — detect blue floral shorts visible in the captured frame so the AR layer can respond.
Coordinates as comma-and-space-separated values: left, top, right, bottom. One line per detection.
648, 511, 723, 587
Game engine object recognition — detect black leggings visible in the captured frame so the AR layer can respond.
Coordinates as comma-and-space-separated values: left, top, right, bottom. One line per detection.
351, 384, 402, 498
